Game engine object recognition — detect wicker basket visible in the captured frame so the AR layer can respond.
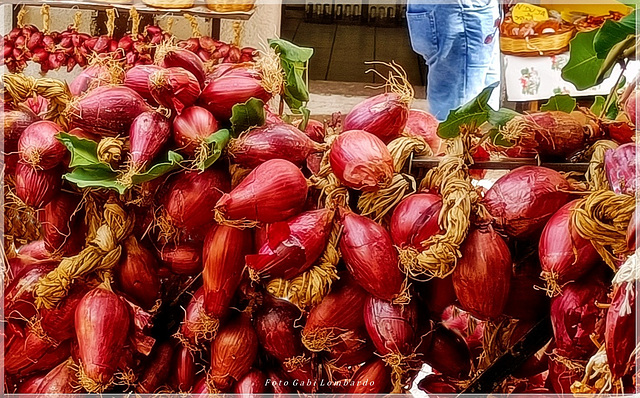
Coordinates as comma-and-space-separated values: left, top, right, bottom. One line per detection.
142, 0, 194, 8
500, 29, 575, 57
206, 0, 255, 13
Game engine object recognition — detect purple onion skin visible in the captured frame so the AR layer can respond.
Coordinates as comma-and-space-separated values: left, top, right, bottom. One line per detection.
128, 111, 172, 167
605, 143, 639, 195
363, 295, 419, 356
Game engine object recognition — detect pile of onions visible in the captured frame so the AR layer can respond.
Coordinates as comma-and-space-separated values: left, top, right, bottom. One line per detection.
329, 130, 394, 191
390, 191, 443, 250
605, 279, 637, 379
149, 67, 201, 115
215, 159, 308, 224
403, 109, 441, 153
39, 192, 81, 254
453, 224, 512, 320
343, 92, 409, 143
340, 210, 406, 301
4, 105, 40, 172
228, 123, 325, 168
246, 208, 333, 280
172, 345, 196, 392
177, 287, 213, 347
604, 142, 638, 195
484, 166, 572, 239
539, 200, 601, 296
156, 47, 206, 88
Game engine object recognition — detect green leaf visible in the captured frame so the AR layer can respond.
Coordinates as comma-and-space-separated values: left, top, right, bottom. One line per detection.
268, 38, 314, 63
594, 11, 637, 58
606, 98, 620, 120
298, 107, 311, 131
56, 132, 100, 168
595, 34, 636, 84
488, 128, 514, 147
488, 108, 520, 128
130, 151, 183, 185
63, 164, 126, 194
562, 29, 610, 90
437, 82, 498, 138
269, 38, 314, 114
230, 98, 266, 137
197, 129, 230, 171
540, 94, 577, 113
591, 96, 606, 115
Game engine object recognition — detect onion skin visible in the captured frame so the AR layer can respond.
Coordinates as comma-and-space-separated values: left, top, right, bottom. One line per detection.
160, 48, 207, 88
5, 261, 56, 322
265, 369, 296, 395
178, 287, 212, 347
136, 342, 174, 394
116, 237, 160, 310
343, 92, 409, 143
343, 358, 391, 393
128, 111, 172, 168
215, 159, 308, 224
504, 256, 550, 322
246, 208, 333, 280
604, 142, 638, 195
304, 119, 325, 143
404, 109, 441, 153
172, 106, 219, 155
199, 68, 271, 120
5, 331, 71, 376
149, 67, 201, 115
627, 208, 637, 251
548, 348, 586, 394
30, 358, 77, 394
202, 225, 253, 318
417, 374, 460, 395
173, 344, 196, 392
69, 64, 109, 96
340, 211, 405, 301
15, 161, 62, 209
38, 286, 87, 343
160, 168, 231, 235
233, 369, 268, 396
508, 111, 588, 158
18, 120, 66, 170
68, 85, 152, 137
326, 327, 375, 367
605, 281, 636, 379
329, 130, 394, 191
419, 324, 472, 379
4, 105, 40, 162
124, 64, 162, 103
453, 224, 512, 320
390, 192, 443, 250
484, 166, 572, 239
550, 275, 608, 359
39, 192, 80, 254
539, 200, 601, 293
210, 313, 259, 391
364, 295, 418, 357
75, 287, 131, 388
229, 123, 325, 168
418, 275, 457, 320
159, 242, 203, 275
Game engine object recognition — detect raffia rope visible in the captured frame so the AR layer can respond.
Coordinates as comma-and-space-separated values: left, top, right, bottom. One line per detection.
3, 73, 71, 127
97, 137, 125, 168
3, 180, 41, 252
387, 135, 432, 173
183, 14, 201, 38
571, 190, 636, 270
34, 202, 134, 309
41, 4, 51, 34
571, 346, 616, 394
106, 8, 116, 38
585, 140, 618, 191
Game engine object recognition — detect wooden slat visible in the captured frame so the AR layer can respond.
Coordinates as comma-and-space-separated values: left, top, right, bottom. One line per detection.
411, 156, 590, 173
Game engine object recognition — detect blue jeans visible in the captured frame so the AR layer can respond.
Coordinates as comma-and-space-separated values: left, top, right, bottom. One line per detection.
407, 0, 501, 121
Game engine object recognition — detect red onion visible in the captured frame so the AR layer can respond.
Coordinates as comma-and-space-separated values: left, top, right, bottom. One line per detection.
302, 274, 368, 352
215, 159, 308, 224
75, 286, 131, 392
18, 120, 65, 170
343, 358, 391, 393
8, 252, 53, 281
172, 105, 220, 156
5, 262, 56, 324
228, 123, 325, 168
453, 224, 512, 320
27, 357, 75, 394
116, 237, 160, 309
124, 64, 162, 103
149, 67, 201, 115
173, 344, 196, 392
504, 256, 550, 321
177, 287, 214, 347
330, 130, 394, 191
364, 295, 419, 357
17, 373, 47, 394
343, 92, 409, 143
418, 274, 457, 320
441, 306, 485, 357
37, 285, 87, 343
627, 208, 637, 251
624, 89, 637, 126
326, 327, 375, 367
417, 374, 460, 395
158, 168, 230, 239
550, 275, 608, 359
419, 324, 472, 378
158, 47, 206, 88
484, 166, 572, 239
246, 208, 333, 280
539, 200, 601, 296
68, 64, 112, 96
234, 369, 268, 396
304, 119, 325, 143
4, 105, 39, 157
18, 239, 51, 259
605, 142, 638, 195
5, 330, 71, 376
390, 192, 443, 249
209, 312, 259, 391
159, 242, 202, 275
127, 110, 172, 171
404, 109, 442, 153
605, 280, 636, 379
265, 369, 296, 395
136, 342, 174, 394
202, 225, 253, 319
39, 192, 81, 254
340, 210, 405, 301
548, 348, 586, 394
199, 67, 271, 120
68, 85, 152, 136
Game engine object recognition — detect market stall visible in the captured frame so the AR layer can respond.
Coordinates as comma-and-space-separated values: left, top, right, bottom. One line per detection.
2, 0, 639, 396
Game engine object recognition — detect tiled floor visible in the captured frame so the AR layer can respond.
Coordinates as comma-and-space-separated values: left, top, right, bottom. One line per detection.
281, 7, 426, 86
